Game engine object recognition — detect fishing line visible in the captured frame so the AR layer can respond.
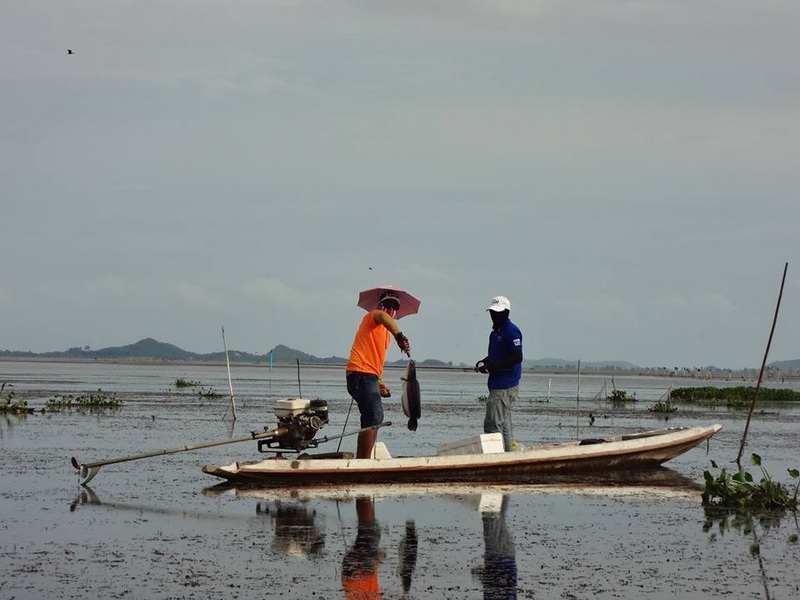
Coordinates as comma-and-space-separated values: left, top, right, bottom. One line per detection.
337, 400, 355, 452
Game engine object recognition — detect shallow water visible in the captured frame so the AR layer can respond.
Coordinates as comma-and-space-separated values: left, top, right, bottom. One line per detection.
1, 360, 799, 599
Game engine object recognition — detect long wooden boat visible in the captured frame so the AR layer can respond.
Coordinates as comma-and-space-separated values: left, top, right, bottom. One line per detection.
202, 424, 722, 486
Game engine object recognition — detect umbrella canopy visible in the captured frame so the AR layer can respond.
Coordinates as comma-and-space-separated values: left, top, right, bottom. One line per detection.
357, 285, 421, 320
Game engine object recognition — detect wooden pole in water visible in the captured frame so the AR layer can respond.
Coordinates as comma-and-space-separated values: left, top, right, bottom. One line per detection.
575, 359, 581, 436
736, 262, 788, 469
296, 358, 302, 397
222, 326, 237, 421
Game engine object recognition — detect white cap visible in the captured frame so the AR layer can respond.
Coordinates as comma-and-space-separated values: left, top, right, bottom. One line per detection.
487, 296, 511, 312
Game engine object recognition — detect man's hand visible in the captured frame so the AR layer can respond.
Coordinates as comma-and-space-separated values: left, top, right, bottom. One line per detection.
379, 383, 392, 398
474, 359, 491, 374
394, 331, 410, 354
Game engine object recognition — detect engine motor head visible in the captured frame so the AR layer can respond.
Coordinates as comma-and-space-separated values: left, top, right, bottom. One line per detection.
262, 398, 329, 453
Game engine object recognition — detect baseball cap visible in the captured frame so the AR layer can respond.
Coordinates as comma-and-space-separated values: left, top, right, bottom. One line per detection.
487, 296, 511, 312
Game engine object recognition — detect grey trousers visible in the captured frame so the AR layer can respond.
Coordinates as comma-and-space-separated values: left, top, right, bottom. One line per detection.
484, 386, 518, 451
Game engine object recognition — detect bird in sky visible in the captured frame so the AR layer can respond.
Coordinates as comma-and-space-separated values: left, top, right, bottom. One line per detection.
67, 49, 74, 55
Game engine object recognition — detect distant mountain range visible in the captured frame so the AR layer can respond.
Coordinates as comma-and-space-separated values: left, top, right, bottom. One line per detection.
2, 337, 798, 371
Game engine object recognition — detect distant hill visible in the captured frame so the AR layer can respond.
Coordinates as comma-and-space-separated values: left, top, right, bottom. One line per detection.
2, 337, 798, 371
0, 338, 347, 365
767, 359, 800, 371
524, 357, 640, 371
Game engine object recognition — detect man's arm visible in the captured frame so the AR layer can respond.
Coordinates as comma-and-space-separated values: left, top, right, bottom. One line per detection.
372, 310, 411, 353
372, 310, 400, 335
491, 349, 523, 370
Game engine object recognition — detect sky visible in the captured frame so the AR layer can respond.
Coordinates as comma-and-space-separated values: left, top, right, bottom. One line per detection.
2, 1, 799, 370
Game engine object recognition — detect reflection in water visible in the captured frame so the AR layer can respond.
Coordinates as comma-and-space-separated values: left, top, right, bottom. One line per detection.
398, 520, 418, 596
341, 497, 383, 600
474, 494, 517, 600
256, 501, 326, 558
0, 412, 28, 438
69, 486, 102, 511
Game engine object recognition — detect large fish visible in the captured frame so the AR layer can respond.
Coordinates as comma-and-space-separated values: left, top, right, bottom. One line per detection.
401, 359, 421, 431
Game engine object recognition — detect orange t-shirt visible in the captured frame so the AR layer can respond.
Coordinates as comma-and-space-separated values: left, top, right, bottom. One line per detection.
346, 311, 392, 376
342, 571, 380, 600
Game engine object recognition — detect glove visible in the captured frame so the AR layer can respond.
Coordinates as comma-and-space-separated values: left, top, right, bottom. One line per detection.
394, 331, 410, 354
379, 383, 391, 398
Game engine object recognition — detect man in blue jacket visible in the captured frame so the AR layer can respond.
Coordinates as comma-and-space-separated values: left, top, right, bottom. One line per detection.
475, 296, 523, 451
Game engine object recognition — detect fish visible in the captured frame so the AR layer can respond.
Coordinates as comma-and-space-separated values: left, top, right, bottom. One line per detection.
401, 359, 421, 431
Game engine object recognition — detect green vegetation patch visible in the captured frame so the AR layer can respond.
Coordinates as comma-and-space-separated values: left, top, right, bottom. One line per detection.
671, 386, 800, 408
606, 389, 636, 403
175, 377, 200, 388
702, 454, 798, 511
46, 390, 122, 411
648, 400, 677, 413
0, 389, 32, 414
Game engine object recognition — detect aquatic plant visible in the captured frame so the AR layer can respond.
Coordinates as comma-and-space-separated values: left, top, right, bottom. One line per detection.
46, 390, 122, 411
476, 394, 488, 404
648, 401, 677, 413
0, 389, 32, 414
175, 377, 200, 388
671, 386, 800, 407
702, 454, 799, 511
606, 389, 636, 403
198, 387, 223, 398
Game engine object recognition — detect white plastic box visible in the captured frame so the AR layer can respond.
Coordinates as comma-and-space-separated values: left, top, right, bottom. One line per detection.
436, 433, 504, 456
273, 398, 310, 418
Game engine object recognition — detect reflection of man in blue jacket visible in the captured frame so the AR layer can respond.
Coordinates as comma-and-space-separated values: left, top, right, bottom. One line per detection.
475, 296, 523, 451
476, 495, 517, 600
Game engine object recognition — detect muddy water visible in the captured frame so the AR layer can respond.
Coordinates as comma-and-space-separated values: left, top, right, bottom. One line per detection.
1, 360, 799, 599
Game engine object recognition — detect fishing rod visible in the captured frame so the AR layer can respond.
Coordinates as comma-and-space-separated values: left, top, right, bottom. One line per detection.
71, 421, 392, 486
72, 425, 288, 486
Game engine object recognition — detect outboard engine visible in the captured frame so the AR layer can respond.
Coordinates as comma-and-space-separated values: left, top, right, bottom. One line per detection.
258, 399, 329, 453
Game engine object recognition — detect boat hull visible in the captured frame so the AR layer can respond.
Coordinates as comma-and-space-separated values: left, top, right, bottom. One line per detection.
202, 424, 721, 486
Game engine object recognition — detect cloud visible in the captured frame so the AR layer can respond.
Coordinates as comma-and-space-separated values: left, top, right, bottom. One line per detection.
399, 264, 452, 281
694, 293, 737, 312
658, 293, 737, 313
242, 278, 352, 312
173, 282, 220, 309
562, 294, 633, 320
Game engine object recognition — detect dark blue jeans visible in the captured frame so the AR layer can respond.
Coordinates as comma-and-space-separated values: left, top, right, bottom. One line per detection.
346, 371, 384, 428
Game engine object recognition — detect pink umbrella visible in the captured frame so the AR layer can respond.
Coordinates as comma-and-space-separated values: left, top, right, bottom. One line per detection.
357, 285, 421, 320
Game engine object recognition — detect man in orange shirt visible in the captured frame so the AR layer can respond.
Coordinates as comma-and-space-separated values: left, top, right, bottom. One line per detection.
346, 291, 411, 458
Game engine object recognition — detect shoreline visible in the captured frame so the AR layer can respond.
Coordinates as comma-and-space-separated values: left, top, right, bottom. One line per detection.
2, 356, 797, 381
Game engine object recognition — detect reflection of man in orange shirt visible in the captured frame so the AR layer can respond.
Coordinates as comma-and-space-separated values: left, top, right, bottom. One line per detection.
341, 497, 382, 600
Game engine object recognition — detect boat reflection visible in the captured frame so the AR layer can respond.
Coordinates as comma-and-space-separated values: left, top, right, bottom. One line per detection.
255, 501, 325, 558
202, 466, 703, 502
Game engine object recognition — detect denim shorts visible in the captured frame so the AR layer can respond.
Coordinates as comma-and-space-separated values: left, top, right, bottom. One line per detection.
346, 371, 384, 428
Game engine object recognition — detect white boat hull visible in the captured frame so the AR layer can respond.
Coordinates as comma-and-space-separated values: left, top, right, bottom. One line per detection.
202, 424, 722, 486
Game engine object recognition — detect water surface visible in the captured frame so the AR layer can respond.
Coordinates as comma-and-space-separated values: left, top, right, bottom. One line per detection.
1, 360, 798, 599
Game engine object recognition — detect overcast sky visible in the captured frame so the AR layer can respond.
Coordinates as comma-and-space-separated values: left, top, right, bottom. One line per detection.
2, 1, 798, 369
